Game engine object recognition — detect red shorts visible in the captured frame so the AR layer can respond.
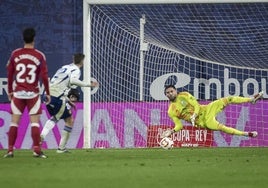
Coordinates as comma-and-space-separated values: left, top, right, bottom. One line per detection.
11, 95, 42, 115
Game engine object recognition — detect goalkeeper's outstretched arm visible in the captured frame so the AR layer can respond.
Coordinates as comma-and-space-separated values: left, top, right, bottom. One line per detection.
161, 116, 183, 138
172, 117, 183, 132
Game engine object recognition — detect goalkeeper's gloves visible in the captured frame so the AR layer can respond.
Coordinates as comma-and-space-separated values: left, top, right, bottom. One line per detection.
190, 113, 197, 126
160, 129, 175, 138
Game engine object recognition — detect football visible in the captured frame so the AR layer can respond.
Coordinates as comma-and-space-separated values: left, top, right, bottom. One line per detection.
159, 137, 174, 150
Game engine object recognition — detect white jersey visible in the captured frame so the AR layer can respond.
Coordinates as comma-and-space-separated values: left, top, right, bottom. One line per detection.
49, 63, 80, 98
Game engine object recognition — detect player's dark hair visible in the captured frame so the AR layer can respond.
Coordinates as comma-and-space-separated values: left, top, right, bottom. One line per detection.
164, 84, 176, 93
23, 28, 35, 43
73, 53, 85, 64
67, 88, 80, 101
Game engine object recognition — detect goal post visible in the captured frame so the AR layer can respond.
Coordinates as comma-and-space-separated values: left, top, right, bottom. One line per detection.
139, 14, 148, 101
83, 0, 91, 148
83, 0, 268, 149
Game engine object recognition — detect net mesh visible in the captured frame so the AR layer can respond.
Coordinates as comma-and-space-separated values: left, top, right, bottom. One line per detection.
88, 3, 268, 148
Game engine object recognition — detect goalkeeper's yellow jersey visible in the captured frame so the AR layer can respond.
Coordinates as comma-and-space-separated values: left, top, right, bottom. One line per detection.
168, 91, 253, 132
167, 91, 202, 131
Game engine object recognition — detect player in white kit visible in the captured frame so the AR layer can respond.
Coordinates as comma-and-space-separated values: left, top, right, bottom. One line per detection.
41, 53, 98, 153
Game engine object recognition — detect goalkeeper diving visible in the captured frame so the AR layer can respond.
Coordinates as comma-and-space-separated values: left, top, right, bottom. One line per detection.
161, 85, 263, 138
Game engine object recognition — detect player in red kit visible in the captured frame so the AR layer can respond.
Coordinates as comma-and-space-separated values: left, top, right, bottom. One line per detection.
4, 28, 51, 158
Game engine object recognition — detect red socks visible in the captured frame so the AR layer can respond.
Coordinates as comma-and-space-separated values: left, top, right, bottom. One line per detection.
8, 126, 18, 153
8, 125, 42, 154
31, 126, 41, 154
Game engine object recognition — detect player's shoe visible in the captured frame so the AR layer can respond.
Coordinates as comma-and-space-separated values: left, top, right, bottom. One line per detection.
33, 151, 48, 158
56, 148, 70, 154
248, 131, 258, 138
251, 91, 264, 104
3, 152, 14, 158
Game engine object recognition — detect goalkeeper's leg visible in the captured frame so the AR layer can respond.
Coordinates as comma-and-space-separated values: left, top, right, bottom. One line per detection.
203, 94, 261, 138
205, 96, 251, 118
217, 123, 246, 136
206, 118, 257, 137
221, 96, 251, 106
221, 91, 263, 107
217, 123, 257, 137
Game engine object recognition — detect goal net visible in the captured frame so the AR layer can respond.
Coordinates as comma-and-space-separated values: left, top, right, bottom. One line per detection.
84, 0, 268, 148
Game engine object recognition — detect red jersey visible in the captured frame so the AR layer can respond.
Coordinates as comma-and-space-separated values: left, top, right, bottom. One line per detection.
6, 48, 50, 97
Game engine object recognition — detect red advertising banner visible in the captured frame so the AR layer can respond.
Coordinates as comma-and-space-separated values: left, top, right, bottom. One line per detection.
147, 125, 213, 148
0, 101, 267, 149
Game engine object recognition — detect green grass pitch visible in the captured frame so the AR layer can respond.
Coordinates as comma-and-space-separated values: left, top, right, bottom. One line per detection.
1, 148, 268, 188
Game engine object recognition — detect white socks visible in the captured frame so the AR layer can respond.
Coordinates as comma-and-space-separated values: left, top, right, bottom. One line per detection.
41, 119, 56, 139
41, 120, 73, 150
58, 126, 72, 149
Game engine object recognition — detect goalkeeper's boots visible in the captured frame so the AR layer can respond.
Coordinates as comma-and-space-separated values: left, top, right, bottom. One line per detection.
56, 148, 70, 154
248, 131, 258, 138
3, 151, 14, 158
33, 151, 48, 158
251, 91, 264, 104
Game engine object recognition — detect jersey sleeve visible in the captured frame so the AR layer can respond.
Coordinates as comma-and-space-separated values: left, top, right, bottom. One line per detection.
70, 77, 90, 87
185, 92, 200, 115
40, 55, 50, 95
6, 56, 15, 94
168, 105, 183, 132
69, 69, 90, 87
171, 116, 183, 132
